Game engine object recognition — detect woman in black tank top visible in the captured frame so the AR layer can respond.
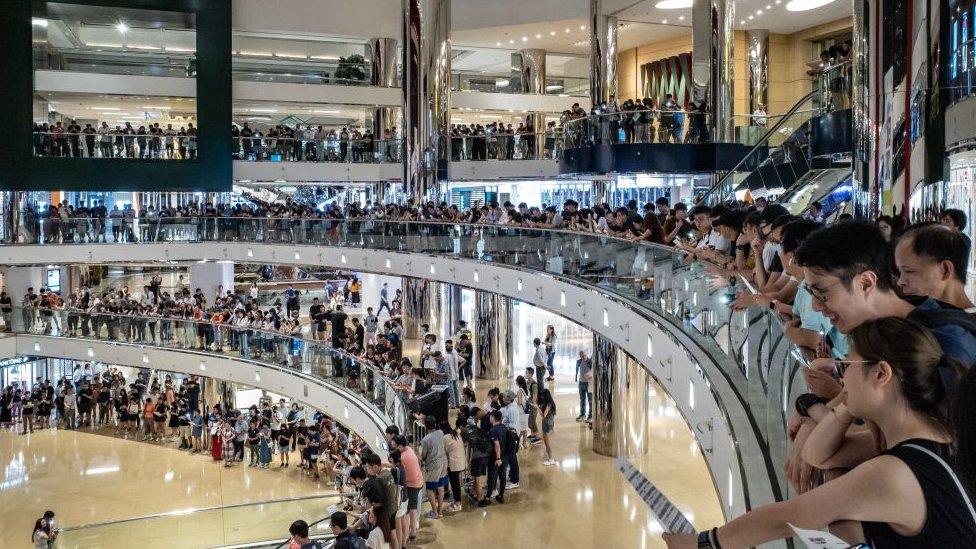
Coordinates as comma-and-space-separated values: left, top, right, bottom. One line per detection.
664, 317, 976, 549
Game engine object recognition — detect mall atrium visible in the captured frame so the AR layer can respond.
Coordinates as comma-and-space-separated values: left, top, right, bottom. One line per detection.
3, 0, 976, 548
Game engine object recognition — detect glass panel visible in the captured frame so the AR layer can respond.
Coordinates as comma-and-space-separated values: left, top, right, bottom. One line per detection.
54, 495, 338, 549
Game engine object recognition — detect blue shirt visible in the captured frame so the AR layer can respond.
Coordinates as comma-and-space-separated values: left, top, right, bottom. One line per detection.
794, 283, 849, 359
912, 298, 976, 368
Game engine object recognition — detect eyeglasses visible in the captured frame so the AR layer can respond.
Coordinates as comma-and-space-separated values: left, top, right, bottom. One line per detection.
808, 281, 842, 305
833, 360, 877, 378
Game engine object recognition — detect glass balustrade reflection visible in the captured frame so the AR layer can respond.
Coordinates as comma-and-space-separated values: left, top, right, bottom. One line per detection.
5, 217, 808, 500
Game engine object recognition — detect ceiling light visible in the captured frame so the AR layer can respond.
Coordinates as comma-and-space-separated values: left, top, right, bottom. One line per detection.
740, 20, 746, 24
275, 53, 307, 59
249, 108, 278, 113
662, 19, 668, 24
757, 9, 763, 14
32, 18, 48, 27
312, 109, 340, 114
165, 46, 195, 53
239, 51, 273, 57
115, 22, 129, 33
678, 16, 685, 20
655, 0, 693, 8
521, 36, 528, 42
309, 55, 339, 60
141, 106, 171, 110
91, 107, 121, 111
786, 0, 838, 10
496, 41, 501, 46
748, 15, 754, 19
549, 31, 556, 36
579, 25, 586, 30
509, 39, 515, 44
129, 45, 160, 50
766, 4, 772, 7
565, 28, 570, 33
86, 43, 123, 48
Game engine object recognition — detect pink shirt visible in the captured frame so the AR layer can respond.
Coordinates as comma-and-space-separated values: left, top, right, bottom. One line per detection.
400, 446, 423, 488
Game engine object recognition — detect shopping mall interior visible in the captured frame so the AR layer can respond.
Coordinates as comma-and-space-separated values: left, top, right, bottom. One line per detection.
3, 0, 976, 548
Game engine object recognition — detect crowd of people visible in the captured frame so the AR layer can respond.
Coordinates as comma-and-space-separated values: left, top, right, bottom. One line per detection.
653, 198, 976, 546
231, 123, 401, 163
32, 121, 198, 159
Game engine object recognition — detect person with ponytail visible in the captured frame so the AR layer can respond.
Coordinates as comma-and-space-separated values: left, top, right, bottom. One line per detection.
664, 317, 976, 548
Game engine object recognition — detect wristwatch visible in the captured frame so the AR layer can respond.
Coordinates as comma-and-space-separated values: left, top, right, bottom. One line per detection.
768, 299, 777, 311
795, 393, 827, 418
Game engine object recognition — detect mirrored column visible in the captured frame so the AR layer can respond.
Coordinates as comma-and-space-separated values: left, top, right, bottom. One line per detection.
692, 0, 735, 142
476, 291, 513, 381
591, 334, 649, 458
515, 48, 548, 157
746, 29, 769, 117
402, 0, 451, 204
367, 37, 399, 148
589, 0, 618, 106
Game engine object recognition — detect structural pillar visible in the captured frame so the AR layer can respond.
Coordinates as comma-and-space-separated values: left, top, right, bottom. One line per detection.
367, 37, 399, 144
746, 29, 769, 117
692, 0, 735, 142
402, 0, 451, 205
475, 291, 513, 380
591, 334, 649, 458
1, 266, 43, 303
589, 0, 618, 106
591, 177, 615, 206
515, 48, 548, 157
850, 0, 872, 219
1, 191, 25, 244
188, 261, 234, 304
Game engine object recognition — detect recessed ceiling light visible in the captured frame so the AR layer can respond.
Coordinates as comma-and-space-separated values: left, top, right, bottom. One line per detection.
757, 9, 763, 15
786, 0, 837, 11
748, 15, 754, 19
509, 39, 515, 44
579, 25, 586, 30
115, 22, 129, 33
662, 19, 668, 24
740, 20, 746, 24
766, 4, 772, 8
678, 16, 685, 20
535, 33, 541, 39
496, 41, 501, 46
521, 36, 528, 41
549, 31, 556, 36
655, 0, 693, 8
565, 28, 571, 33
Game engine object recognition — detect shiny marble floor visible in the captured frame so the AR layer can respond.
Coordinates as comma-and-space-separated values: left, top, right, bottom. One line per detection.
0, 427, 335, 548
422, 374, 725, 549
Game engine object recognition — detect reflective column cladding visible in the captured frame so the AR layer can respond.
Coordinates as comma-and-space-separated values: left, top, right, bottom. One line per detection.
367, 37, 399, 142
402, 0, 451, 204
403, 277, 433, 339
589, 0, 618, 106
692, 0, 735, 142
591, 334, 649, 458
475, 291, 513, 381
515, 48, 548, 139
746, 29, 769, 117
851, 0, 872, 218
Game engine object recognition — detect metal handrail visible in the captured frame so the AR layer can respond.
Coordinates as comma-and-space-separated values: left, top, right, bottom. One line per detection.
698, 90, 819, 205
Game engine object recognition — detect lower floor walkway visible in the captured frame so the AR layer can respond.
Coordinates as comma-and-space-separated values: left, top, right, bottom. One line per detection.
1, 368, 722, 548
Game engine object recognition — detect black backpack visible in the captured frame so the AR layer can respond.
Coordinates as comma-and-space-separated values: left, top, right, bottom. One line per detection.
465, 426, 490, 453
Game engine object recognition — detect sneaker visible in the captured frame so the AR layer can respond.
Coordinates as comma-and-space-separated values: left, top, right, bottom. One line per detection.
423, 510, 439, 519
543, 458, 556, 466
505, 482, 519, 490
575, 415, 583, 422
477, 499, 490, 508
530, 438, 543, 446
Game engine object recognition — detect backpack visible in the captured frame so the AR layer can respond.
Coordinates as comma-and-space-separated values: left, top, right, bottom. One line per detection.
907, 299, 976, 367
465, 425, 490, 454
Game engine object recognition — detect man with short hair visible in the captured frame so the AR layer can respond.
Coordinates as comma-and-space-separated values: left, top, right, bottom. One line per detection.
500, 390, 521, 489
575, 350, 592, 421
479, 410, 508, 507
327, 512, 357, 549
392, 435, 423, 539
654, 196, 670, 225
532, 338, 548, 388
942, 208, 968, 232
895, 223, 975, 311
419, 415, 448, 519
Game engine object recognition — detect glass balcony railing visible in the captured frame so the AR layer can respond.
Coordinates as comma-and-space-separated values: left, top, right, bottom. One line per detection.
53, 495, 339, 549
32, 131, 198, 160
4, 217, 809, 507
561, 109, 712, 146
232, 136, 401, 163
448, 131, 562, 161
451, 70, 588, 97
2, 303, 411, 437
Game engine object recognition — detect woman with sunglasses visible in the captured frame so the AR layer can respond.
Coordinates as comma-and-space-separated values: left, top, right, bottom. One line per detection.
665, 316, 976, 548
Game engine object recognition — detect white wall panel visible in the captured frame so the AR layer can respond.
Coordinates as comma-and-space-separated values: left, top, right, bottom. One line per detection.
34, 70, 196, 98
452, 90, 590, 112
232, 0, 400, 40
234, 160, 401, 182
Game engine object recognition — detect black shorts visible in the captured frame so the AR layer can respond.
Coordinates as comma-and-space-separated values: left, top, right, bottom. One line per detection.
405, 486, 421, 511
469, 456, 488, 477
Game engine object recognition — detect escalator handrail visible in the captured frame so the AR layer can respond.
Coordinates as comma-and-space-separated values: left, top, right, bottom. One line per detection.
700, 90, 819, 205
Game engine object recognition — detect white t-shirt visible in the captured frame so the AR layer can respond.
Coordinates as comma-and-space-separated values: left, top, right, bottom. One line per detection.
367, 525, 390, 549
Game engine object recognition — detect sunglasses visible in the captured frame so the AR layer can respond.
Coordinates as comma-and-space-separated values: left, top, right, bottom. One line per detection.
833, 360, 877, 378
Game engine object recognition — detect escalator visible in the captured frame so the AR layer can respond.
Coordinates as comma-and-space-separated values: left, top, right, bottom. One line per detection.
701, 89, 854, 213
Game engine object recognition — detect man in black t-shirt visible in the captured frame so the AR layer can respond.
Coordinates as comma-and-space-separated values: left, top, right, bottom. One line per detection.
327, 306, 348, 348
480, 410, 508, 507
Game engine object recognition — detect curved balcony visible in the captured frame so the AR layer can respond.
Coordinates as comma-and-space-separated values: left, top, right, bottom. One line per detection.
2, 217, 807, 525
0, 307, 409, 454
